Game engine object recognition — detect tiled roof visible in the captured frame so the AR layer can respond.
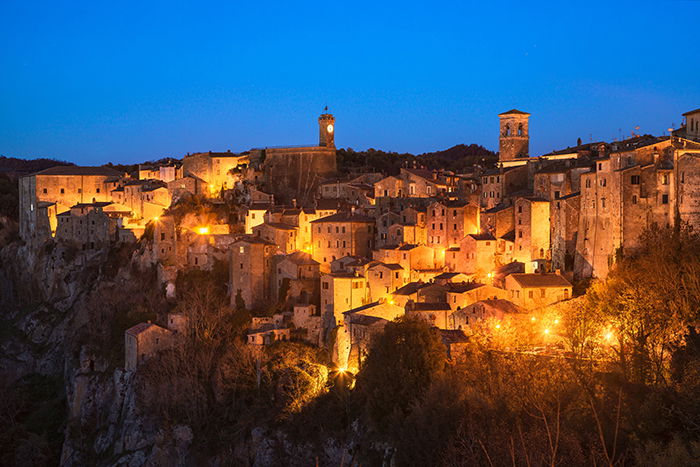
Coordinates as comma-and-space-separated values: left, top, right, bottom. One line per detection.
509, 273, 572, 288
126, 322, 159, 336
283, 251, 319, 266
409, 302, 452, 311
393, 281, 426, 296
439, 329, 469, 344
34, 166, 121, 177
310, 212, 375, 224
499, 109, 530, 116
469, 233, 496, 241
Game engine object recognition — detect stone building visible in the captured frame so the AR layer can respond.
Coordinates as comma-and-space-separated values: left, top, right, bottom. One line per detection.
55, 202, 132, 249
366, 262, 407, 301
19, 166, 121, 243
125, 322, 173, 371
458, 233, 497, 276
426, 200, 480, 249
498, 109, 530, 162
320, 272, 369, 328
260, 112, 337, 203
310, 211, 375, 272
230, 236, 276, 311
273, 251, 320, 307
480, 165, 529, 209
574, 136, 676, 278
513, 196, 551, 270
448, 298, 524, 330
505, 273, 572, 310
182, 151, 249, 195
252, 222, 298, 253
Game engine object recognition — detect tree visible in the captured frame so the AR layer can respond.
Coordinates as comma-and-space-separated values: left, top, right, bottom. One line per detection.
355, 317, 446, 433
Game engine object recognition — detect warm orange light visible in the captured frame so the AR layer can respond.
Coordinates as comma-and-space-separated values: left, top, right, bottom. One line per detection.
197, 226, 210, 235
604, 331, 614, 342
544, 328, 550, 335
487, 272, 494, 279
495, 323, 501, 329
153, 216, 159, 222
553, 318, 560, 325
388, 299, 395, 306
530, 316, 536, 322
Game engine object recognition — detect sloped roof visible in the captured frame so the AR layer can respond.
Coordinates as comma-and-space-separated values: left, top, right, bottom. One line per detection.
409, 302, 452, 311
682, 108, 700, 116
439, 329, 469, 344
393, 281, 426, 296
469, 233, 496, 241
509, 273, 572, 288
480, 298, 525, 314
283, 251, 319, 266
499, 109, 530, 116
34, 166, 121, 177
310, 212, 375, 224
125, 322, 163, 336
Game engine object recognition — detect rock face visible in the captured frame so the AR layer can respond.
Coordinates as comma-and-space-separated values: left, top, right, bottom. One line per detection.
0, 241, 193, 466
0, 240, 354, 466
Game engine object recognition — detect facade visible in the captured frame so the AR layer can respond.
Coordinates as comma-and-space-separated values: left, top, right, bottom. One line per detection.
498, 109, 530, 162
19, 166, 121, 243
505, 273, 572, 310
311, 212, 375, 272
230, 236, 276, 311
124, 323, 173, 372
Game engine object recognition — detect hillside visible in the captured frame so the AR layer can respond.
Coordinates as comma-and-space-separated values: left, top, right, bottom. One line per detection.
336, 144, 497, 175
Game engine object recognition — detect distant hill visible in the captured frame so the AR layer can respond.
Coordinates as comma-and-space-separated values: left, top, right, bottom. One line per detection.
0, 156, 74, 178
336, 144, 497, 175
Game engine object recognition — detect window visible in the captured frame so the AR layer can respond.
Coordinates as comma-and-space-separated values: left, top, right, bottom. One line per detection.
540, 289, 545, 298
517, 123, 523, 136
630, 175, 640, 185
662, 194, 669, 204
585, 179, 591, 189
554, 191, 560, 199
528, 290, 534, 299
600, 178, 607, 187
632, 195, 638, 205
518, 230, 523, 238
661, 174, 669, 185
60, 188, 65, 194
322, 282, 329, 290
42, 188, 47, 194
517, 205, 522, 213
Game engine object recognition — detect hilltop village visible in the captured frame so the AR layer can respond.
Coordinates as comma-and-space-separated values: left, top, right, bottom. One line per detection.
17, 108, 700, 371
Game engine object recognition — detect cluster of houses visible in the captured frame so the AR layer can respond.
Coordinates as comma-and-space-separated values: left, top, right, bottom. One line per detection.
17, 108, 700, 371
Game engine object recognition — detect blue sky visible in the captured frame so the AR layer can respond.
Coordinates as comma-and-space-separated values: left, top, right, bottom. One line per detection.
1, 0, 699, 165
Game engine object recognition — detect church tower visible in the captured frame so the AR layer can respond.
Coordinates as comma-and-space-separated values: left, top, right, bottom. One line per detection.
319, 111, 335, 148
499, 109, 530, 162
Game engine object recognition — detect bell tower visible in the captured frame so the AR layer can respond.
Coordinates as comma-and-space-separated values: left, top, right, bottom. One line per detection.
319, 109, 335, 148
499, 109, 530, 162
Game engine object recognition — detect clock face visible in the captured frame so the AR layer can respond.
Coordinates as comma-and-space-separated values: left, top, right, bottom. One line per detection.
327, 124, 334, 133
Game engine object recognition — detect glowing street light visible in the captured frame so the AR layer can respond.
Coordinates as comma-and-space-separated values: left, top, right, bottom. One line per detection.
530, 316, 537, 322
197, 226, 210, 235
543, 328, 550, 335
495, 323, 501, 329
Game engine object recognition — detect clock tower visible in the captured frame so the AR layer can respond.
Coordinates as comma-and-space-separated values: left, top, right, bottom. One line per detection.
319, 110, 335, 148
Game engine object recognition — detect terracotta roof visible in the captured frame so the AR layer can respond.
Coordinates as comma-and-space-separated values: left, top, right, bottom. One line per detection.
446, 282, 486, 293
682, 108, 700, 116
310, 212, 375, 224
509, 273, 572, 288
393, 281, 426, 296
499, 109, 530, 116
409, 302, 452, 311
469, 233, 496, 241
370, 262, 403, 270
260, 222, 297, 231
33, 166, 121, 177
478, 298, 525, 314
439, 329, 469, 344
433, 272, 463, 280
126, 322, 160, 336
283, 251, 319, 266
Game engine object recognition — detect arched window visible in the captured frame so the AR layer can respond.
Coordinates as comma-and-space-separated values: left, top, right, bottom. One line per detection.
504, 125, 511, 137
517, 123, 524, 136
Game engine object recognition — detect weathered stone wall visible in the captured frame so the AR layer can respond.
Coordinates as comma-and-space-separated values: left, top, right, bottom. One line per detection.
262, 147, 337, 204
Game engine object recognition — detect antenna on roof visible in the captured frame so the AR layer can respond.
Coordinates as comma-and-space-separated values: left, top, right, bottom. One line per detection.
324, 105, 328, 112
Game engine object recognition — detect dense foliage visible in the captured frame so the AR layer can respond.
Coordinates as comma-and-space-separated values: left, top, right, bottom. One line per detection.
336, 144, 497, 175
